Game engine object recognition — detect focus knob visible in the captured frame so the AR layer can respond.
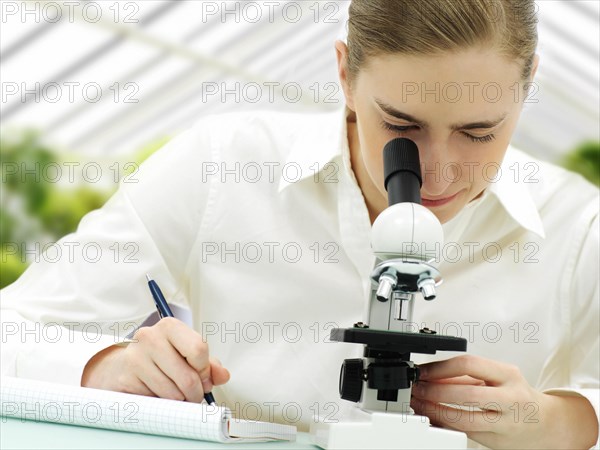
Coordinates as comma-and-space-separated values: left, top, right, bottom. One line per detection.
339, 359, 364, 403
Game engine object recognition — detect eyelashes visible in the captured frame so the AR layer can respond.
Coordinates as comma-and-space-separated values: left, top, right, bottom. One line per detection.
380, 121, 496, 144
464, 133, 495, 143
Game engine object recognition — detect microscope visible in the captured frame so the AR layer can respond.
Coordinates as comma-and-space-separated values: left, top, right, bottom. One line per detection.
310, 138, 468, 449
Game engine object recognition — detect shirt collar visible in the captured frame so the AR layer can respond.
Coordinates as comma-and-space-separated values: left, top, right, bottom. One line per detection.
277, 107, 346, 193
486, 145, 546, 239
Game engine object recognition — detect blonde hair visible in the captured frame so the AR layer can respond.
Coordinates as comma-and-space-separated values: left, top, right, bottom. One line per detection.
346, 0, 538, 84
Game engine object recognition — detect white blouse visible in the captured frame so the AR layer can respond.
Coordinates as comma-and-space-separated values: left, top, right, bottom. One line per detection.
1, 106, 598, 447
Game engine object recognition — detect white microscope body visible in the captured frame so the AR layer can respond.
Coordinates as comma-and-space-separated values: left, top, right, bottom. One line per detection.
310, 138, 468, 449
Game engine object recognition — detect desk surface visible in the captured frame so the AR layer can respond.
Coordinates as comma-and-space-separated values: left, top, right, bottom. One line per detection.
0, 417, 318, 450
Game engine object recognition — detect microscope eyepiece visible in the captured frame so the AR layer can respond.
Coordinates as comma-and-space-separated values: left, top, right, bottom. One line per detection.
383, 138, 422, 206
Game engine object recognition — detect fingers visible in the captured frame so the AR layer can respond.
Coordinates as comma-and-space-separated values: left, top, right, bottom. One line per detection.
148, 339, 206, 403
418, 355, 521, 386
131, 379, 155, 397
411, 397, 498, 433
123, 318, 230, 402
210, 358, 231, 386
136, 360, 187, 401
84, 320, 229, 403
412, 380, 499, 407
413, 356, 544, 447
116, 371, 155, 398
159, 318, 214, 394
417, 375, 486, 386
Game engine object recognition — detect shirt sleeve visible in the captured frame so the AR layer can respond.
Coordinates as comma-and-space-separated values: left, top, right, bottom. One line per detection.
0, 117, 216, 386
543, 203, 599, 450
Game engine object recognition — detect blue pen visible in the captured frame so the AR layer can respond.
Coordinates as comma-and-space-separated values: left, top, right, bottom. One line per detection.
146, 274, 217, 406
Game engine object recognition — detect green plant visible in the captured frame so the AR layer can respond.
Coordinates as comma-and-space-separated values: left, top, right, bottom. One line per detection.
0, 129, 171, 289
562, 140, 600, 186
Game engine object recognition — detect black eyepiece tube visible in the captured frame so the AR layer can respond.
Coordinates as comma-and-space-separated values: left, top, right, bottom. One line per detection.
383, 138, 422, 206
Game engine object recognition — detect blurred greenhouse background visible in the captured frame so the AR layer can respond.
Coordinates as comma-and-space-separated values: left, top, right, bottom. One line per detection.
1, 0, 599, 288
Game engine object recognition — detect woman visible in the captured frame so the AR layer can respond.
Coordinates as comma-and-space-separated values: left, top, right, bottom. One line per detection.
2, 1, 598, 448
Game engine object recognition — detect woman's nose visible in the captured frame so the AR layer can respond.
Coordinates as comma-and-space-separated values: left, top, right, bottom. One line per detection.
417, 141, 456, 197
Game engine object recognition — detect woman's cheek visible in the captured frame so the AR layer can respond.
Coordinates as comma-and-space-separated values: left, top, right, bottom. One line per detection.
360, 126, 387, 186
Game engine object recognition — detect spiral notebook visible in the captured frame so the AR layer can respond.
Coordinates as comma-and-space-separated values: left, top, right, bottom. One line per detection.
0, 377, 296, 443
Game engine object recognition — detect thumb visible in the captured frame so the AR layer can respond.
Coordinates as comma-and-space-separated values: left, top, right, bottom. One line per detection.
209, 358, 230, 386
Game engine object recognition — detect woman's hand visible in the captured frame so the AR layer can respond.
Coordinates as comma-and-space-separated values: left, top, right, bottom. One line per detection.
411, 354, 598, 449
81, 317, 230, 403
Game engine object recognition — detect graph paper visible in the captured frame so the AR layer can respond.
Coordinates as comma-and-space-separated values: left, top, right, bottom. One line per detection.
0, 377, 295, 443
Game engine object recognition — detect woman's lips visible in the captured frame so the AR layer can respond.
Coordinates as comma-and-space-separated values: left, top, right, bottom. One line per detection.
421, 191, 461, 207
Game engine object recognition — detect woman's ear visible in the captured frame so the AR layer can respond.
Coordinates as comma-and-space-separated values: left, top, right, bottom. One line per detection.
335, 40, 356, 111
523, 53, 540, 103
530, 53, 540, 81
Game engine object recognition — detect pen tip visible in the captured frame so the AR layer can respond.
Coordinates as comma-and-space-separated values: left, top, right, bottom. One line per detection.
146, 273, 151, 282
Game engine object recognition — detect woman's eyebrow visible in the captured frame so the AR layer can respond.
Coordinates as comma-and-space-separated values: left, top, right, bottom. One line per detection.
374, 98, 507, 130
455, 115, 507, 130
375, 98, 427, 126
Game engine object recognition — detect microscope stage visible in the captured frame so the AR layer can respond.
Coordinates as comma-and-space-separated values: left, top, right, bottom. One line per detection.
331, 328, 467, 355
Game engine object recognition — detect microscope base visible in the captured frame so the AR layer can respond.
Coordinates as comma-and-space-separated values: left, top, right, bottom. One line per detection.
310, 409, 467, 449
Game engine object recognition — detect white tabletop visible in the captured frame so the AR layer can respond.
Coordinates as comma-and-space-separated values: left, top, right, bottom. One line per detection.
0, 417, 317, 449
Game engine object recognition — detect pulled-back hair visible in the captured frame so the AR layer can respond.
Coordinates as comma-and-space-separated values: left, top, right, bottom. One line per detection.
346, 0, 538, 83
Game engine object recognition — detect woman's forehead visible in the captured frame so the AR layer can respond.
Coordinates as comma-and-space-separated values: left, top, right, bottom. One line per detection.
354, 50, 524, 111
358, 48, 522, 85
